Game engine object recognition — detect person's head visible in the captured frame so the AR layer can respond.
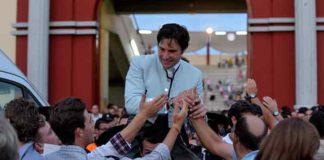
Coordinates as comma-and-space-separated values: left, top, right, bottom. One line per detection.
106, 103, 117, 115
0, 112, 19, 160
50, 97, 94, 148
309, 111, 324, 138
297, 107, 308, 118
4, 98, 41, 144
117, 113, 129, 126
233, 115, 267, 154
140, 125, 166, 156
280, 106, 292, 118
311, 106, 318, 112
228, 100, 261, 127
255, 118, 320, 160
34, 114, 61, 154
91, 104, 100, 115
318, 105, 324, 112
207, 112, 229, 136
141, 139, 160, 156
116, 106, 125, 118
94, 117, 115, 138
234, 90, 243, 101
157, 23, 190, 69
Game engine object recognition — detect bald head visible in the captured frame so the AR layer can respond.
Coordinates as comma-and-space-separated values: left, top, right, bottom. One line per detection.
246, 115, 266, 137
234, 115, 267, 151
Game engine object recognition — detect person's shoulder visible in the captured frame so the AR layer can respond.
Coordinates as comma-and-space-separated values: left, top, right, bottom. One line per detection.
181, 60, 202, 74
131, 54, 156, 65
132, 54, 155, 61
45, 151, 60, 160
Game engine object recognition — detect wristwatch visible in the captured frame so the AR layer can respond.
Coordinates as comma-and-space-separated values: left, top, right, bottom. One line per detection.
272, 111, 280, 116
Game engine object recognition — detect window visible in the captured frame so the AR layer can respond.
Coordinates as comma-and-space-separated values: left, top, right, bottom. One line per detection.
0, 81, 23, 110
25, 91, 40, 108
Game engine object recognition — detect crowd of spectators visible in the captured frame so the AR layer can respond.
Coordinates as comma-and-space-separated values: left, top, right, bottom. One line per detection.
0, 78, 323, 160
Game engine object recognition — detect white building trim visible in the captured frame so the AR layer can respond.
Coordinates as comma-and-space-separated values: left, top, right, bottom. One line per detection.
317, 26, 324, 31
248, 26, 295, 32
248, 17, 324, 32
12, 21, 98, 28
27, 0, 50, 100
248, 18, 295, 24
317, 18, 324, 23
12, 29, 97, 36
294, 0, 317, 108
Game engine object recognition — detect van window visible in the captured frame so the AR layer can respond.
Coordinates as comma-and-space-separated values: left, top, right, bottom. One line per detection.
25, 91, 40, 107
0, 81, 23, 110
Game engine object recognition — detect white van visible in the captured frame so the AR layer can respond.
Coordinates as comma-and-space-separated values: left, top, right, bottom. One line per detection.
0, 50, 48, 109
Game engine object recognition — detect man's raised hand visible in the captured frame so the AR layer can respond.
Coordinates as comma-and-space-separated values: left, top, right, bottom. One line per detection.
245, 78, 258, 95
262, 96, 278, 112
139, 94, 167, 118
172, 99, 189, 132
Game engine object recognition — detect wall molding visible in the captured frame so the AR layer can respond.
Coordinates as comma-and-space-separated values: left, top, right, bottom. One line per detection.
12, 21, 98, 28
248, 17, 324, 32
12, 29, 97, 36
248, 18, 294, 24
317, 26, 324, 31
12, 21, 98, 36
317, 18, 324, 23
248, 26, 295, 32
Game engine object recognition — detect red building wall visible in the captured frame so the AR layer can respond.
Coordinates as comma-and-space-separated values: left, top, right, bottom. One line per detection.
317, 0, 324, 105
16, 0, 99, 109
16, 0, 324, 109
248, 0, 296, 108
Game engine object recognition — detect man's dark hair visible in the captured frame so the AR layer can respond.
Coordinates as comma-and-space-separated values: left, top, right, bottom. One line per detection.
280, 106, 292, 118
106, 103, 115, 109
311, 106, 318, 112
207, 112, 229, 135
298, 107, 308, 114
227, 100, 261, 126
142, 125, 166, 144
137, 122, 168, 153
157, 23, 190, 53
4, 98, 41, 143
49, 97, 86, 145
38, 106, 52, 121
94, 117, 114, 129
318, 105, 324, 112
309, 111, 324, 138
234, 116, 267, 151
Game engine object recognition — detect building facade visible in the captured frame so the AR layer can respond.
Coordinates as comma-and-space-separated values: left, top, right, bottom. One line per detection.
13, 0, 324, 109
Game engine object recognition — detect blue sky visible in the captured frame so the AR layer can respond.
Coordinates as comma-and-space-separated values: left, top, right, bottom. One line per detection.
133, 13, 247, 32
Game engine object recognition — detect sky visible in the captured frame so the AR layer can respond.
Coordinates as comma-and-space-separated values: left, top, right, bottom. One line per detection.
132, 13, 247, 32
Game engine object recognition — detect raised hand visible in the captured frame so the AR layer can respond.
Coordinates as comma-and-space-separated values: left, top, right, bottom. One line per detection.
173, 87, 196, 106
139, 94, 167, 118
245, 78, 258, 95
262, 96, 278, 112
189, 99, 207, 119
172, 99, 189, 132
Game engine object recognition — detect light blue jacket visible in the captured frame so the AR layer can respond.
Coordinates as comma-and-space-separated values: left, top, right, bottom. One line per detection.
125, 54, 203, 115
19, 142, 45, 160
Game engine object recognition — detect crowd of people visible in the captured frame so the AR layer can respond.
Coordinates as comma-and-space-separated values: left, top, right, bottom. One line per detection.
0, 23, 323, 160
1, 78, 323, 160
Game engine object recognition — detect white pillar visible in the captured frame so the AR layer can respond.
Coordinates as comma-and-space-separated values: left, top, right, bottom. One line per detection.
294, 0, 317, 109
27, 0, 50, 100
